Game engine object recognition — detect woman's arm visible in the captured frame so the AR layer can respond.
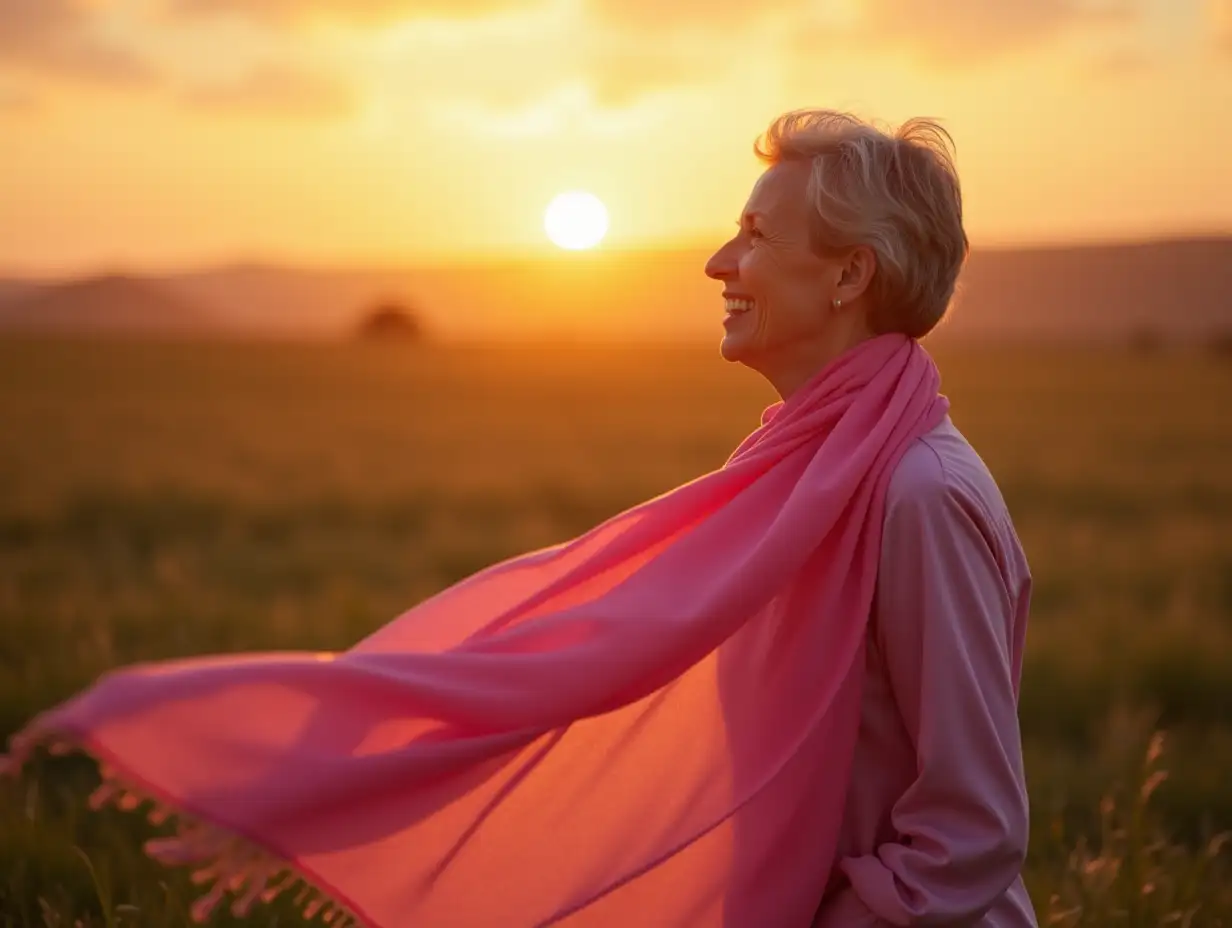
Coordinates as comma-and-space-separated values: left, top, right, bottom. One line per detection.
831, 460, 1031, 926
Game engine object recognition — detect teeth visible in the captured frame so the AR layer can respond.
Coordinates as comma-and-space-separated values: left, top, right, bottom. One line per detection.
725, 298, 754, 313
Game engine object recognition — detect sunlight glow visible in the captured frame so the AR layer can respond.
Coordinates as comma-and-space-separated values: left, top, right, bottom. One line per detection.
544, 191, 609, 250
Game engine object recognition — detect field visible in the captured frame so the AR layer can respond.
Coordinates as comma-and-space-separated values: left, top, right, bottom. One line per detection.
1, 336, 1231, 926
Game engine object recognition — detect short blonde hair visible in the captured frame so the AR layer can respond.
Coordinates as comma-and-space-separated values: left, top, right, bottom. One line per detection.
754, 109, 968, 339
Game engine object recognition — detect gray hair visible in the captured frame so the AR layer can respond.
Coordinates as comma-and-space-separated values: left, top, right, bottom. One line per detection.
754, 109, 969, 339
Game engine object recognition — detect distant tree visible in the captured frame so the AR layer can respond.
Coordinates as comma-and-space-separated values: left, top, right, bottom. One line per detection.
357, 299, 426, 342
1205, 327, 1232, 360
1127, 325, 1165, 355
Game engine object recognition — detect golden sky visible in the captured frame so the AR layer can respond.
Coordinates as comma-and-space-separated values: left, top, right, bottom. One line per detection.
2, 0, 1231, 273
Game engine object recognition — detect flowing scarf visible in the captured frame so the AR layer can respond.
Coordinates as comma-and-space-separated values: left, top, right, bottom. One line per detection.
4, 333, 947, 928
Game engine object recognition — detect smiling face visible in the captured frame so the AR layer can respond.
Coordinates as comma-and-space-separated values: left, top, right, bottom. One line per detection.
704, 160, 874, 397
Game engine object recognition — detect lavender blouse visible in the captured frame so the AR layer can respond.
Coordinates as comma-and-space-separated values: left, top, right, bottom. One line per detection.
813, 415, 1038, 926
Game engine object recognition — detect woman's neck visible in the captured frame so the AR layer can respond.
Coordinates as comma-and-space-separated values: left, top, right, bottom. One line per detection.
763, 321, 878, 400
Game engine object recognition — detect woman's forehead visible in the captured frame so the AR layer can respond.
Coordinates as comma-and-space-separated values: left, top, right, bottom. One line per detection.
743, 162, 812, 221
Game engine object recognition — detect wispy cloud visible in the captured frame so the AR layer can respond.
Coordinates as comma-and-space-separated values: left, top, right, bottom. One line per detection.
180, 63, 357, 118
586, 0, 802, 30
583, 43, 705, 107
169, 0, 528, 27
366, 3, 724, 119
1213, 0, 1232, 53
424, 81, 684, 138
795, 0, 1140, 67
0, 0, 1160, 130
0, 81, 40, 113
1085, 45, 1154, 77
0, 0, 156, 83
0, 0, 748, 122
0, 0, 362, 119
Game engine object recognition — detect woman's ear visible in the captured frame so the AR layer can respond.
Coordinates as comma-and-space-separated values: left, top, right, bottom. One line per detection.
836, 245, 877, 305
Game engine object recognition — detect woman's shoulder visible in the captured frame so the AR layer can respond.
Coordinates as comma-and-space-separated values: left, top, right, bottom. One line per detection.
885, 415, 1013, 531
883, 416, 1030, 585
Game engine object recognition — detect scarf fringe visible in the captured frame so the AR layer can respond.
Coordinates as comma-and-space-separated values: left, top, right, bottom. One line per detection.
16, 734, 366, 927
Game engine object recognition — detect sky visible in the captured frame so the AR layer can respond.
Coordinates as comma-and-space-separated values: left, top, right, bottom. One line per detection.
1, 0, 1231, 273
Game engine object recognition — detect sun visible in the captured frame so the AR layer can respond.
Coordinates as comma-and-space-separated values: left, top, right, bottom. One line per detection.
544, 191, 609, 250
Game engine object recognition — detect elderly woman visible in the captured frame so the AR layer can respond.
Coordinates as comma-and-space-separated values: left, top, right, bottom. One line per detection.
5, 109, 1034, 928
706, 110, 1036, 926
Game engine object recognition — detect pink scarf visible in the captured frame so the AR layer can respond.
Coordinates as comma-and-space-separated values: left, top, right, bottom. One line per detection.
4, 333, 947, 927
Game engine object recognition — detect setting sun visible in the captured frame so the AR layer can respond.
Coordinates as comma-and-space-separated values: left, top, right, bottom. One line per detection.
544, 191, 609, 251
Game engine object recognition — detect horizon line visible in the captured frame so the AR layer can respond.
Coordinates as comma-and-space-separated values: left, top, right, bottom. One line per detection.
4, 227, 1231, 281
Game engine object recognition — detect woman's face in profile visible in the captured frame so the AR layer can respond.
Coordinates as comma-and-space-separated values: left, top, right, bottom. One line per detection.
705, 161, 839, 374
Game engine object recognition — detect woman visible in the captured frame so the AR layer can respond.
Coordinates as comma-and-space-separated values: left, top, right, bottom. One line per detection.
706, 111, 1037, 926
4, 110, 1035, 927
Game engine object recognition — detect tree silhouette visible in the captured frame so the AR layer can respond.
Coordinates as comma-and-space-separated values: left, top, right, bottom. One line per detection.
357, 299, 425, 342
1206, 327, 1232, 359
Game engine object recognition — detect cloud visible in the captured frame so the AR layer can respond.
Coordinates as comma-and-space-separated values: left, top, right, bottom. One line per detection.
170, 0, 526, 26
0, 0, 357, 119
364, 2, 724, 119
585, 0, 802, 30
795, 0, 1139, 67
0, 0, 156, 83
171, 0, 796, 34
1213, 0, 1232, 53
180, 63, 357, 117
584, 51, 696, 108
424, 81, 683, 138
1086, 46, 1154, 77
574, 28, 716, 107
163, 0, 730, 117
0, 82, 40, 112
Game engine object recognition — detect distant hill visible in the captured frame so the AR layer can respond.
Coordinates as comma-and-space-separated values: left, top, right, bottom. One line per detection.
0, 274, 218, 337
0, 280, 44, 306
953, 237, 1232, 341
0, 237, 1228, 343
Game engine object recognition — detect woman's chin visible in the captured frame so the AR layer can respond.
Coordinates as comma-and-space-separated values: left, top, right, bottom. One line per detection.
719, 333, 742, 362
720, 330, 754, 363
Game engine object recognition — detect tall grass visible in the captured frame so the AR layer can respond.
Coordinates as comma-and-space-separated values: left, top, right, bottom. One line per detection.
1, 337, 1230, 925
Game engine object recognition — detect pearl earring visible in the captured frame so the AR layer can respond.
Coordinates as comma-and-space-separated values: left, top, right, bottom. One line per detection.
833, 298, 843, 309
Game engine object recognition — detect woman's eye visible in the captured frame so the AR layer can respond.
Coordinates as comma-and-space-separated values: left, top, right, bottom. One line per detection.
734, 220, 763, 240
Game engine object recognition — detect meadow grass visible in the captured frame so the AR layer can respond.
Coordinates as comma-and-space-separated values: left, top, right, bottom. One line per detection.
0, 337, 1230, 925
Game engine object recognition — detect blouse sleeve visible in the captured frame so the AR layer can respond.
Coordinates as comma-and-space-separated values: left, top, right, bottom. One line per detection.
837, 463, 1031, 926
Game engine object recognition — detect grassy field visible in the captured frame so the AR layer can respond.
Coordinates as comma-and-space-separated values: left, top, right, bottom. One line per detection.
1, 336, 1230, 926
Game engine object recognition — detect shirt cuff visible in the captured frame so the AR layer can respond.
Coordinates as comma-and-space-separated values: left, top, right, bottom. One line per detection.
812, 881, 893, 927
839, 854, 913, 925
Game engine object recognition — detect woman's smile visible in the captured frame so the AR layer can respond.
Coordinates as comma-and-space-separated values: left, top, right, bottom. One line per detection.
723, 292, 755, 326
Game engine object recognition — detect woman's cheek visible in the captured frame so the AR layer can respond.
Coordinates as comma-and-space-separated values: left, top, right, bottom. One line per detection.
752, 298, 773, 348
735, 258, 751, 291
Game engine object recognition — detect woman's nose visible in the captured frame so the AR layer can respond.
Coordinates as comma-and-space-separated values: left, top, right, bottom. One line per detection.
705, 241, 738, 281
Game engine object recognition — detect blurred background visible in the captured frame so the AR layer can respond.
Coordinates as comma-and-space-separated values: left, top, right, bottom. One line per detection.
1, 0, 1231, 924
